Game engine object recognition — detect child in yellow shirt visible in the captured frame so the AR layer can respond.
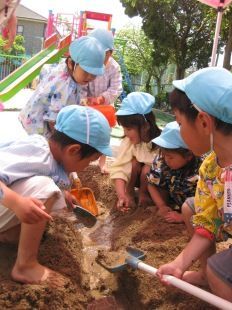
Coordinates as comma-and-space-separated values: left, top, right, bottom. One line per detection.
157, 68, 232, 302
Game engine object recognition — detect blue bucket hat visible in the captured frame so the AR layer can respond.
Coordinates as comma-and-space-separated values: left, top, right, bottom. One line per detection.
55, 105, 112, 157
152, 121, 188, 149
116, 92, 155, 116
173, 67, 232, 124
89, 28, 114, 51
69, 36, 105, 76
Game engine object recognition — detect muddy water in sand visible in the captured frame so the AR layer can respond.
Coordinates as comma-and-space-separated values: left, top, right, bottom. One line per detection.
74, 210, 119, 297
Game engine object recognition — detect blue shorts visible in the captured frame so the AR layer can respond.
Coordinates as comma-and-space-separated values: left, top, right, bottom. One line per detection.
208, 248, 232, 287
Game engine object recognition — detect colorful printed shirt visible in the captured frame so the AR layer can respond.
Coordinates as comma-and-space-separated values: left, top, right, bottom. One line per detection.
80, 57, 122, 105
147, 155, 201, 210
19, 60, 81, 138
193, 152, 232, 241
0, 135, 70, 190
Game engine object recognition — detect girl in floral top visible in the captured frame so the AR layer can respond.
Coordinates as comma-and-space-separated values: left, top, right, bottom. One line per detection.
157, 68, 232, 302
19, 36, 105, 138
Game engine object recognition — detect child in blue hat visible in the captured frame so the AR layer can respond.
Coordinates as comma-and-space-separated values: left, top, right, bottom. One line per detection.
0, 105, 111, 285
80, 28, 123, 174
19, 36, 105, 138
157, 67, 232, 302
147, 121, 201, 223
110, 92, 161, 210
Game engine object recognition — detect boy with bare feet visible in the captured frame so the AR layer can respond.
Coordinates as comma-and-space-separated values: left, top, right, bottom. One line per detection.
0, 105, 111, 284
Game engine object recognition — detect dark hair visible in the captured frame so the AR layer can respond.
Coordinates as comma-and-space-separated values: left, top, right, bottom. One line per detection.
117, 111, 161, 142
169, 89, 198, 122
170, 88, 232, 135
50, 130, 99, 158
160, 147, 193, 158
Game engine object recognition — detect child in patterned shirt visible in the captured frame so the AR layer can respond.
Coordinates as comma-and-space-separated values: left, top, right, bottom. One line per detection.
147, 121, 201, 223
19, 36, 105, 138
158, 68, 232, 302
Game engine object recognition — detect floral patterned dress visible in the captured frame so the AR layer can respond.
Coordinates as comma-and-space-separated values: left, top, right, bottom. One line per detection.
19, 60, 81, 138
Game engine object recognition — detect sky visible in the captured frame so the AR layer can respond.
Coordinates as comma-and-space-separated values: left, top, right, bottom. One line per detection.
20, 0, 142, 31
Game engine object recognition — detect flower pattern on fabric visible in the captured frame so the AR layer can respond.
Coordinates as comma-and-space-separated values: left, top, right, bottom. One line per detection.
19, 61, 81, 138
147, 155, 202, 210
193, 152, 232, 241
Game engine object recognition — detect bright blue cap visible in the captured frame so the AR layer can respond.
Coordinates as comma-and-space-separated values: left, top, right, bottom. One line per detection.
69, 36, 105, 76
89, 28, 114, 51
55, 105, 112, 156
116, 92, 155, 116
152, 121, 188, 149
173, 67, 232, 124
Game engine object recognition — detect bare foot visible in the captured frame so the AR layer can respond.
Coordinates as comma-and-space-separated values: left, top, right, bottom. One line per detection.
164, 211, 184, 223
11, 262, 64, 286
182, 270, 208, 287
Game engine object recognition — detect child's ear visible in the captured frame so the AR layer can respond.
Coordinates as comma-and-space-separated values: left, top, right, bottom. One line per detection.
67, 144, 81, 157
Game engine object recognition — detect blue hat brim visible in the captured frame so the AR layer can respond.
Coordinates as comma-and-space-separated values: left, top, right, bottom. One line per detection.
152, 136, 182, 149
96, 145, 112, 157
116, 109, 134, 116
80, 64, 104, 76
173, 79, 186, 92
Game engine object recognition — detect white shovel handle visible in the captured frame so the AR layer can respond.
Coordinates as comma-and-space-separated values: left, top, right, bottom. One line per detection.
137, 261, 232, 310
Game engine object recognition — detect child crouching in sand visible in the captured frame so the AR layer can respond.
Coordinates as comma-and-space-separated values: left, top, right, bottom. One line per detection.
157, 68, 232, 301
0, 105, 111, 284
147, 121, 201, 223
110, 92, 161, 210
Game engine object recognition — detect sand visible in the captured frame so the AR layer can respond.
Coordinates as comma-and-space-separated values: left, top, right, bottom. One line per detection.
0, 162, 230, 309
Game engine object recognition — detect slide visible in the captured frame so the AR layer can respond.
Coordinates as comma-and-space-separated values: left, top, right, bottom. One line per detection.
0, 34, 71, 102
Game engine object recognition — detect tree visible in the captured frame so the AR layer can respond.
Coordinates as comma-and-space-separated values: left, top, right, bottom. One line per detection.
0, 35, 25, 55
115, 26, 170, 102
221, 6, 232, 70
120, 0, 216, 79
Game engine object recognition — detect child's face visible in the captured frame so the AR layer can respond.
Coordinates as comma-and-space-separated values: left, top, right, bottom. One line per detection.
174, 109, 210, 156
123, 126, 140, 144
162, 149, 191, 170
104, 50, 112, 65
61, 145, 101, 173
73, 65, 96, 85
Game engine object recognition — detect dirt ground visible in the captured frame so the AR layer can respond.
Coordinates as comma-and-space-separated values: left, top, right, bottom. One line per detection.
0, 162, 230, 310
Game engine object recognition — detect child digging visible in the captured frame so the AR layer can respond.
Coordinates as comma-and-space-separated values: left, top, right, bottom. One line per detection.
0, 105, 111, 284
157, 67, 232, 301
147, 121, 202, 223
110, 92, 161, 211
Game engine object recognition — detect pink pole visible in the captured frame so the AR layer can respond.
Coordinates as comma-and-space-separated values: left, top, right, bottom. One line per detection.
45, 10, 54, 39
210, 7, 223, 66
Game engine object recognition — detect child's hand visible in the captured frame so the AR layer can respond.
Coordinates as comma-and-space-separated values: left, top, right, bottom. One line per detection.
164, 211, 184, 223
11, 196, 52, 224
116, 195, 131, 212
64, 190, 78, 209
87, 96, 105, 105
157, 205, 172, 216
157, 261, 183, 285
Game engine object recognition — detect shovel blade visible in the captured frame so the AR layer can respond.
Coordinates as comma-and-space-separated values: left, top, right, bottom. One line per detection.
71, 188, 98, 216
73, 204, 97, 228
96, 246, 145, 273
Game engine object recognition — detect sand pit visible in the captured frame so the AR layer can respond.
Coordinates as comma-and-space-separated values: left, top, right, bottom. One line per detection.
0, 162, 230, 309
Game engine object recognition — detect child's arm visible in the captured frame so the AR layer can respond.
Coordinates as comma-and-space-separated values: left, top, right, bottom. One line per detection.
0, 181, 52, 224
157, 233, 212, 282
148, 184, 171, 215
114, 179, 131, 211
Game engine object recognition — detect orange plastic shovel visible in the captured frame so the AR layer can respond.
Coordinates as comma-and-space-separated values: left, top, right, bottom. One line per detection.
70, 173, 98, 217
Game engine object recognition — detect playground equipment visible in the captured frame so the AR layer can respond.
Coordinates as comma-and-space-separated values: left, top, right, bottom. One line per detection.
0, 33, 71, 102
78, 11, 112, 37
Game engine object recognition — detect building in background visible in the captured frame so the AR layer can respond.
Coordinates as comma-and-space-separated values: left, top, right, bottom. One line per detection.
15, 4, 47, 56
